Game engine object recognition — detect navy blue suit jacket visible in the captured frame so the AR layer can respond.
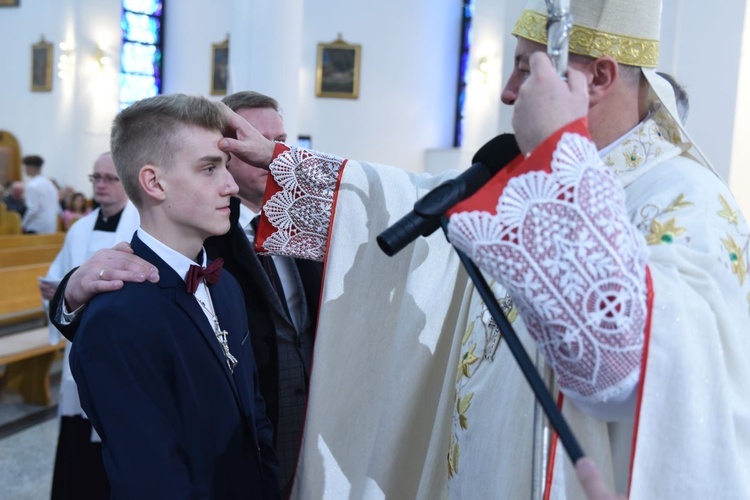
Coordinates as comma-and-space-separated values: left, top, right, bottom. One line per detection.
70, 234, 280, 499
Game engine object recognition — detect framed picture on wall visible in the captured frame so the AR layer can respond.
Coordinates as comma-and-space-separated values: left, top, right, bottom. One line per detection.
0, 0, 20, 6
315, 35, 361, 99
31, 38, 53, 92
211, 37, 229, 96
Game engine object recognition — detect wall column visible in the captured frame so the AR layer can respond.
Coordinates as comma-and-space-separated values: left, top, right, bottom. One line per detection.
229, 0, 304, 141
730, 3, 750, 216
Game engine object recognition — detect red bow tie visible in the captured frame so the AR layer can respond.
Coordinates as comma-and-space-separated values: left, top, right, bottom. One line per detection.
185, 258, 224, 293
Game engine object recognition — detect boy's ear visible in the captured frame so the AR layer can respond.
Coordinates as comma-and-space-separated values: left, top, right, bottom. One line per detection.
139, 165, 166, 201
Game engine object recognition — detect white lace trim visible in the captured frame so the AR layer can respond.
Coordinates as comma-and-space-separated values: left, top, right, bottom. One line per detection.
449, 133, 648, 402
261, 146, 344, 262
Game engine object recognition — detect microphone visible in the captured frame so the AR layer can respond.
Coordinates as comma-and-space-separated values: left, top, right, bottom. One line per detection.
377, 133, 520, 256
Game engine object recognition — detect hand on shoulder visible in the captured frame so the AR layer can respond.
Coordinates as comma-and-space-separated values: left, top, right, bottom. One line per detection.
64, 241, 159, 310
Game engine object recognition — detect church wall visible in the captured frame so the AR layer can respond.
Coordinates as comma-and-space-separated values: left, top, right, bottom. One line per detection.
296, 0, 462, 171
0, 0, 748, 212
659, 1, 747, 189
0, 0, 120, 191
730, 1, 750, 216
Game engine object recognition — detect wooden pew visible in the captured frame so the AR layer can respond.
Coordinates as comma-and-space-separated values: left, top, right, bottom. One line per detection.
0, 263, 50, 329
0, 236, 66, 407
0, 232, 65, 250
0, 202, 22, 235
0, 326, 65, 406
0, 244, 61, 267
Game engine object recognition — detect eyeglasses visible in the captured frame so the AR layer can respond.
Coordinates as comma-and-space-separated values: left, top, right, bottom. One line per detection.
88, 174, 120, 184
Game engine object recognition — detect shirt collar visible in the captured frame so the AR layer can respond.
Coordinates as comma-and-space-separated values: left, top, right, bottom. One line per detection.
136, 227, 207, 285
237, 203, 257, 230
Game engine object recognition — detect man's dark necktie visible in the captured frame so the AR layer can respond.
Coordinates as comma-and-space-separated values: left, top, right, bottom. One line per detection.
186, 258, 224, 293
251, 216, 293, 321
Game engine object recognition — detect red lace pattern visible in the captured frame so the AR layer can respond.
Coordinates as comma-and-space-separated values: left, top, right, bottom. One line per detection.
261, 147, 344, 262
449, 133, 648, 401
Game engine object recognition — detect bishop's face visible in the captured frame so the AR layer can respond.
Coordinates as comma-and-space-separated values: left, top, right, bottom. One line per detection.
501, 37, 548, 106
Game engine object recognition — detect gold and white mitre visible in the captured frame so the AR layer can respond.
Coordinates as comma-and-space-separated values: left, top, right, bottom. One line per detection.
512, 0, 714, 171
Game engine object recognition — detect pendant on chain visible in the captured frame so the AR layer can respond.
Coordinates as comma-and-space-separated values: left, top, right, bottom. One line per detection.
196, 293, 239, 373
213, 319, 239, 373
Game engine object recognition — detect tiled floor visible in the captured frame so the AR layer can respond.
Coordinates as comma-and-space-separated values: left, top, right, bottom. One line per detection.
0, 417, 57, 500
0, 362, 61, 500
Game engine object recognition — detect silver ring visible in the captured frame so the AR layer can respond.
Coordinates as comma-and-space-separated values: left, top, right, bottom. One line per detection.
99, 269, 105, 279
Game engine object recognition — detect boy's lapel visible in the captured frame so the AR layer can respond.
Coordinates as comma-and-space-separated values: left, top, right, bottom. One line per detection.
130, 235, 244, 410
212, 284, 256, 416
174, 285, 245, 411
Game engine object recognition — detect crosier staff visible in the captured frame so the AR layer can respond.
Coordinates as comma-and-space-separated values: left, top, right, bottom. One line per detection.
530, 3, 573, 497
545, 0, 572, 77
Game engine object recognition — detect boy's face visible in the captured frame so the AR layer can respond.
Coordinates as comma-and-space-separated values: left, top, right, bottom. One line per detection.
159, 125, 238, 242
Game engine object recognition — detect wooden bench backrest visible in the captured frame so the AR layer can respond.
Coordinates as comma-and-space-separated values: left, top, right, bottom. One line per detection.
0, 202, 22, 235
0, 232, 65, 249
0, 244, 60, 267
0, 326, 64, 365
0, 263, 48, 319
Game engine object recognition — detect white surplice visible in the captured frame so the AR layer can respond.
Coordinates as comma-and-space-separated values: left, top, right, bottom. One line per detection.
45, 202, 139, 427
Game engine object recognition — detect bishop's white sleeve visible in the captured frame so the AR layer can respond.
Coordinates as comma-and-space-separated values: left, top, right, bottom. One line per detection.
448, 119, 649, 405
254, 144, 346, 262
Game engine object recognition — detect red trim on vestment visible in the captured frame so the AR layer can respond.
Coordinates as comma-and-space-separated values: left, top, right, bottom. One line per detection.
543, 392, 565, 500
448, 118, 591, 217
319, 158, 349, 306
627, 266, 654, 496
254, 142, 290, 254
285, 156, 348, 498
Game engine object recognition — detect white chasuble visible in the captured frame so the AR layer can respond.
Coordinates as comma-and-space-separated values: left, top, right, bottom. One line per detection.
256, 108, 750, 498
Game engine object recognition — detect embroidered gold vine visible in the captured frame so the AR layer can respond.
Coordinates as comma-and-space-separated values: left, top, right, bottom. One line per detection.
636, 194, 693, 245
511, 10, 659, 67
717, 194, 750, 287
604, 116, 672, 175
449, 281, 517, 478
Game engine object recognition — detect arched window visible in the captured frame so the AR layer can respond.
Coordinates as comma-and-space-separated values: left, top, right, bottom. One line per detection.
454, 0, 474, 147
120, 0, 164, 109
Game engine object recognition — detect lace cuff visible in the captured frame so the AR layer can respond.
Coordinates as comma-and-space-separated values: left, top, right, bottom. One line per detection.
255, 144, 346, 262
449, 120, 649, 402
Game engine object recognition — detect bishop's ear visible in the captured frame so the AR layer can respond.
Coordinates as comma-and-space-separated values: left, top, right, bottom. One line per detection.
586, 56, 619, 105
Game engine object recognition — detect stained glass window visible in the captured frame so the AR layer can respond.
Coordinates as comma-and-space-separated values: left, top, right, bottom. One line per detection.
454, 0, 474, 147
120, 0, 163, 109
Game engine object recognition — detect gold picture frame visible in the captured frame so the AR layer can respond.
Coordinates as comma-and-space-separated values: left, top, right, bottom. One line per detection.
315, 35, 361, 99
210, 36, 229, 96
31, 38, 53, 92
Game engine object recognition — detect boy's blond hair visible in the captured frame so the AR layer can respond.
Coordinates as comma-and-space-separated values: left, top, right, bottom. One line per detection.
110, 94, 227, 206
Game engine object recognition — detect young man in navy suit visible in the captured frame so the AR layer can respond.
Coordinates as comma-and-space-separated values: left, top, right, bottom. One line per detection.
49, 92, 322, 494
70, 94, 280, 498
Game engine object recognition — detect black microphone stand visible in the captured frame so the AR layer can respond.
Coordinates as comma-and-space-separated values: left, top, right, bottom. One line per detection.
437, 216, 584, 464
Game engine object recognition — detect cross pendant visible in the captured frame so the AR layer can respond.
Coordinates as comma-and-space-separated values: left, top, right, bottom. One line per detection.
214, 323, 238, 373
